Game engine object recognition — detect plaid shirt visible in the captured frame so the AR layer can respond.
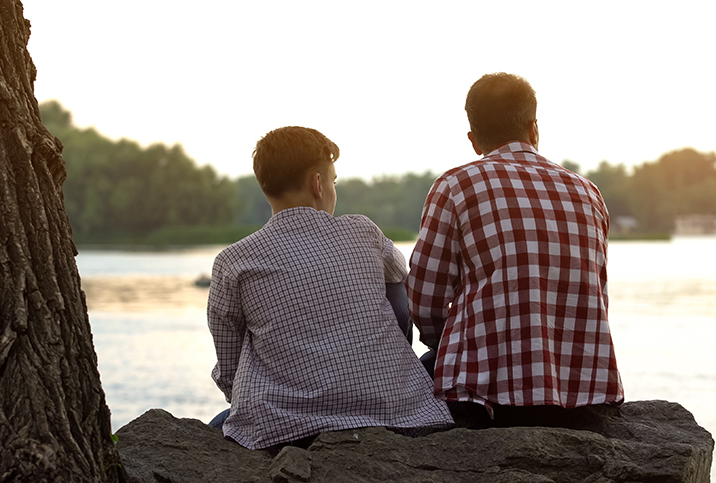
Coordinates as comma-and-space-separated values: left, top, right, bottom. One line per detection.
209, 207, 452, 449
407, 142, 624, 413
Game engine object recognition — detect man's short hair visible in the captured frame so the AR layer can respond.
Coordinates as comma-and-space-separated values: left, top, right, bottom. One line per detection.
465, 73, 537, 151
253, 126, 340, 198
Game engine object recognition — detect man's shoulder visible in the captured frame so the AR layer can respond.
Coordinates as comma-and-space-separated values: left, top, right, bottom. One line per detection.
433, 147, 604, 209
442, 145, 592, 186
430, 162, 476, 191
431, 160, 496, 195
437, 151, 522, 181
439, 160, 483, 179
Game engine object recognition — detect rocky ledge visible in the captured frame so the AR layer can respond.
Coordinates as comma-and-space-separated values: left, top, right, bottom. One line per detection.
116, 400, 713, 483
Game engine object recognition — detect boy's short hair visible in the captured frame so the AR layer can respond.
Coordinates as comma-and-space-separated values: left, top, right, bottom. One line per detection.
253, 126, 340, 198
465, 73, 537, 151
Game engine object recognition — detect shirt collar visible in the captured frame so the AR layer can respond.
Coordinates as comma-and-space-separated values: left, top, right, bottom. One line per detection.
267, 206, 324, 225
485, 141, 539, 159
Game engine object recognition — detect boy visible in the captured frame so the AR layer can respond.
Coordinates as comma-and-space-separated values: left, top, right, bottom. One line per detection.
208, 126, 452, 449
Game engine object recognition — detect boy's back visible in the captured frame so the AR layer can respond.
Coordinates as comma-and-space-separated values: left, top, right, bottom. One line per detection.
208, 127, 452, 449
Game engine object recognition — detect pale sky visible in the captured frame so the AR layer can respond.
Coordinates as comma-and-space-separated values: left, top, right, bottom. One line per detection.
23, 1, 716, 180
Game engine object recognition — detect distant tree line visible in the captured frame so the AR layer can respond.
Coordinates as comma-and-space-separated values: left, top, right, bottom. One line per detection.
576, 148, 716, 234
41, 101, 716, 244
41, 101, 238, 243
40, 101, 434, 243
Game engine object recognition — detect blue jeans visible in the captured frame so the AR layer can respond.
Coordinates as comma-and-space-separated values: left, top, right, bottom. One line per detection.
209, 408, 231, 429
208, 282, 415, 429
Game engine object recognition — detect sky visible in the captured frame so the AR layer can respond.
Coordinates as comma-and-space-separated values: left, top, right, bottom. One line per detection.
22, 1, 716, 181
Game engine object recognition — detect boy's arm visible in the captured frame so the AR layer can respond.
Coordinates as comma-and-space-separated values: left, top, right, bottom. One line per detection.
382, 237, 408, 283
208, 253, 245, 403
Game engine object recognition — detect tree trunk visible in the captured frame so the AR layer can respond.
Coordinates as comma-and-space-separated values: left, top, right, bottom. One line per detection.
0, 1, 125, 481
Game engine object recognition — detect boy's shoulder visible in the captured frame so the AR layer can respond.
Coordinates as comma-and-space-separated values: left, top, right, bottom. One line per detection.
218, 212, 384, 262
216, 225, 269, 261
332, 213, 385, 238
334, 212, 376, 227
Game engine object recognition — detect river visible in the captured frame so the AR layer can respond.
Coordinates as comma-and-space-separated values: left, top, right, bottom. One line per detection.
77, 237, 716, 455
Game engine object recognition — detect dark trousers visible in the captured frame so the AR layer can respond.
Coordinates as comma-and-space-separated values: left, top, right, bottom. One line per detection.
419, 349, 436, 379
448, 400, 621, 431
418, 350, 620, 431
385, 282, 413, 344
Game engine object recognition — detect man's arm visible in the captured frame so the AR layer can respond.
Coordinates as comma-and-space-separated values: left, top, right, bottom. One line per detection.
593, 182, 610, 311
406, 176, 461, 350
207, 253, 245, 403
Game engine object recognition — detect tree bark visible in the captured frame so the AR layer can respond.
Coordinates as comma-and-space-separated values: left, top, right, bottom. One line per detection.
0, 1, 125, 481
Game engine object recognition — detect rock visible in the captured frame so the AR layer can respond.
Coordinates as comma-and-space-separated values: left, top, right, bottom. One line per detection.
115, 408, 273, 482
194, 274, 211, 287
269, 446, 312, 482
116, 400, 714, 483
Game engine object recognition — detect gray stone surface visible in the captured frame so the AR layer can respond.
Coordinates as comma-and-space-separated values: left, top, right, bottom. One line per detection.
269, 446, 312, 482
116, 400, 714, 483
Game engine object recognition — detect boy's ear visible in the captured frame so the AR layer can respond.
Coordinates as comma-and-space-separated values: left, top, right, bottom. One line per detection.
309, 171, 323, 200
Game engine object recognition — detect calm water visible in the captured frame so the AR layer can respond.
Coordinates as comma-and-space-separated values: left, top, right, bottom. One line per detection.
77, 239, 716, 451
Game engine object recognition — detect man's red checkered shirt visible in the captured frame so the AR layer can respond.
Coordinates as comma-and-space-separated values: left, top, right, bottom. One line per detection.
407, 142, 624, 414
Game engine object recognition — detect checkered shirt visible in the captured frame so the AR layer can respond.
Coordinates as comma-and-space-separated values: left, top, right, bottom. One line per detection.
407, 142, 624, 414
209, 207, 453, 449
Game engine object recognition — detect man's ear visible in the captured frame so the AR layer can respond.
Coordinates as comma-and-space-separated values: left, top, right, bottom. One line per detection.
467, 131, 483, 156
529, 120, 539, 149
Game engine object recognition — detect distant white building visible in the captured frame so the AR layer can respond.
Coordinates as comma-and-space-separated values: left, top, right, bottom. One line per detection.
612, 216, 638, 234
674, 214, 716, 235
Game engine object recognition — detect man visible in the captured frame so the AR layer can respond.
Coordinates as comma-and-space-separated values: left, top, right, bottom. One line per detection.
407, 73, 624, 428
208, 126, 452, 450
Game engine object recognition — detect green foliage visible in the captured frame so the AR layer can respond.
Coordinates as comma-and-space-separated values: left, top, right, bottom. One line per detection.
560, 160, 581, 174
40, 99, 73, 133
380, 227, 417, 242
587, 148, 716, 234
144, 225, 261, 245
234, 176, 272, 226
43, 101, 716, 244
335, 171, 437, 233
629, 149, 716, 232
608, 232, 671, 241
230, 170, 437, 238
586, 161, 632, 218
42, 101, 238, 242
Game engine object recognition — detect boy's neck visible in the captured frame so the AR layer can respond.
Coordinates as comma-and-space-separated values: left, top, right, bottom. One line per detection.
267, 191, 321, 216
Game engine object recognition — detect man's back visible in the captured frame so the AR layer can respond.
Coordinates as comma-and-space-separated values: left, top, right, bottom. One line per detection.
408, 142, 624, 412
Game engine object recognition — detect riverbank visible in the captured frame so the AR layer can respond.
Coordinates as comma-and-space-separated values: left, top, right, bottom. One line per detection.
73, 224, 419, 246
74, 226, 675, 248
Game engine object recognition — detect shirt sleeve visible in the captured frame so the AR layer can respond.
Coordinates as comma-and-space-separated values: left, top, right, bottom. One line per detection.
208, 252, 245, 403
382, 236, 408, 283
349, 213, 408, 283
593, 183, 610, 311
406, 176, 461, 350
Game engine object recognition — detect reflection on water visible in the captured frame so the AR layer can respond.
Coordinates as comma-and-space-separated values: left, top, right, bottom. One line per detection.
90, 309, 222, 431
78, 238, 716, 457
83, 276, 211, 312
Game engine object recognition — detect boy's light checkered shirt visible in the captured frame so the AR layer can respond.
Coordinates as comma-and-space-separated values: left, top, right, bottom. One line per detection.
210, 207, 453, 449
